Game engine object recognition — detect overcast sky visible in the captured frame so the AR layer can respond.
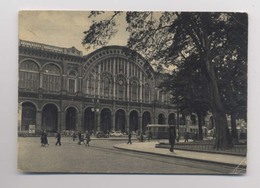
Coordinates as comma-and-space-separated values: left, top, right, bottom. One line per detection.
19, 11, 129, 55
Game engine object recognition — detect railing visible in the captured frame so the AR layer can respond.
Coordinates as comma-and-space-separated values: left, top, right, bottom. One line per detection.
19, 40, 82, 56
156, 141, 247, 156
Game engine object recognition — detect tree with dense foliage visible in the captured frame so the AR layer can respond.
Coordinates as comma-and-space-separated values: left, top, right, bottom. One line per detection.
82, 11, 247, 149
159, 54, 210, 140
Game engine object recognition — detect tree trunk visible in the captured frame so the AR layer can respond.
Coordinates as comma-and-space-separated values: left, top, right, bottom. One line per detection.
203, 55, 233, 149
200, 13, 233, 149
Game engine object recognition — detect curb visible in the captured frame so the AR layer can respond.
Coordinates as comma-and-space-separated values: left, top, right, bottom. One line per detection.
113, 145, 247, 169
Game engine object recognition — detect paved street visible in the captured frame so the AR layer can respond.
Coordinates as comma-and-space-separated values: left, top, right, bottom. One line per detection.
18, 136, 240, 174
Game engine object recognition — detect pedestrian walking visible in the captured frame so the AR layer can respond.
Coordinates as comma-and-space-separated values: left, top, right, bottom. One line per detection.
169, 126, 176, 152
41, 130, 49, 147
55, 132, 61, 146
127, 132, 132, 144
85, 132, 91, 146
140, 131, 144, 142
72, 131, 76, 141
184, 131, 189, 142
78, 131, 82, 145
147, 130, 152, 141
40, 130, 44, 146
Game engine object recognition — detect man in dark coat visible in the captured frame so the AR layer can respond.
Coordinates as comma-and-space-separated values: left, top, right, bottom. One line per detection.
55, 132, 61, 146
85, 132, 91, 146
169, 126, 176, 152
78, 131, 82, 145
127, 132, 132, 144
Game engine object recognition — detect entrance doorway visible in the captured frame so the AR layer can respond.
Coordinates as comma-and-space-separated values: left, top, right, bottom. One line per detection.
142, 111, 151, 131
158, 113, 166, 124
100, 108, 111, 133
65, 107, 77, 130
21, 102, 36, 131
84, 107, 95, 132
42, 104, 58, 132
115, 109, 125, 132
129, 110, 138, 133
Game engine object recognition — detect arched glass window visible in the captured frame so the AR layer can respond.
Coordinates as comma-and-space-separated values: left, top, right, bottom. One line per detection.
42, 64, 61, 92
144, 83, 150, 103
117, 79, 125, 100
103, 77, 110, 98
68, 71, 77, 93
88, 75, 95, 95
131, 81, 138, 101
19, 60, 40, 91
159, 90, 163, 103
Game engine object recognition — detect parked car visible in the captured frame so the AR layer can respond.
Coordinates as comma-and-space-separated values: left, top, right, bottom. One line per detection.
109, 131, 123, 137
96, 131, 109, 138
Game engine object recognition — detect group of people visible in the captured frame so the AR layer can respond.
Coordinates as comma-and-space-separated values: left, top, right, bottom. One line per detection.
40, 130, 91, 147
77, 131, 91, 146
40, 130, 61, 146
40, 130, 49, 146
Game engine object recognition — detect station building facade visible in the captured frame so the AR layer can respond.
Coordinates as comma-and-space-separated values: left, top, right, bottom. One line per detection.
18, 40, 187, 134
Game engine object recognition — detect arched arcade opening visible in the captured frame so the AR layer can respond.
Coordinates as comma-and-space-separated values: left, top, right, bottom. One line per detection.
21, 102, 36, 131
129, 110, 138, 133
84, 107, 95, 132
42, 104, 58, 132
100, 108, 111, 133
158, 113, 166, 124
142, 111, 151, 131
65, 107, 77, 131
115, 109, 126, 132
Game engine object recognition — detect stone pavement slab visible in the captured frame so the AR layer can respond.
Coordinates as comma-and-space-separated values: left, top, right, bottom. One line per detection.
114, 141, 247, 168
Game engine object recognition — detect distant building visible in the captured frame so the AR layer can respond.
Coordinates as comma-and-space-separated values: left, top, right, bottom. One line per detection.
18, 40, 180, 134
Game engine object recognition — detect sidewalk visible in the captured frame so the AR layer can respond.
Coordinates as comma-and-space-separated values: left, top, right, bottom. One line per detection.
113, 141, 247, 168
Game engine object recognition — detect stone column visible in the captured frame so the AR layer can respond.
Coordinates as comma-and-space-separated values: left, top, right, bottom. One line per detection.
36, 110, 42, 132
165, 117, 168, 125
78, 77, 83, 94
60, 111, 65, 132
111, 112, 115, 131
39, 72, 43, 88
96, 111, 100, 131
139, 83, 143, 102
113, 76, 116, 100
62, 75, 67, 91
77, 111, 83, 131
127, 79, 130, 101
125, 111, 129, 133
138, 116, 142, 132
18, 104, 22, 131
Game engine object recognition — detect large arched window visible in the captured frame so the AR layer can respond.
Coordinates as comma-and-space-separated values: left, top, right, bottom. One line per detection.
19, 60, 40, 91
68, 71, 77, 93
87, 74, 95, 96
101, 73, 113, 99
159, 90, 164, 103
42, 63, 61, 93
116, 75, 126, 100
144, 83, 150, 103
103, 77, 110, 98
131, 81, 138, 101
21, 102, 36, 131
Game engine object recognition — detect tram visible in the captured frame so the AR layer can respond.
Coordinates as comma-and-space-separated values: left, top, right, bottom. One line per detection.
146, 124, 208, 140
